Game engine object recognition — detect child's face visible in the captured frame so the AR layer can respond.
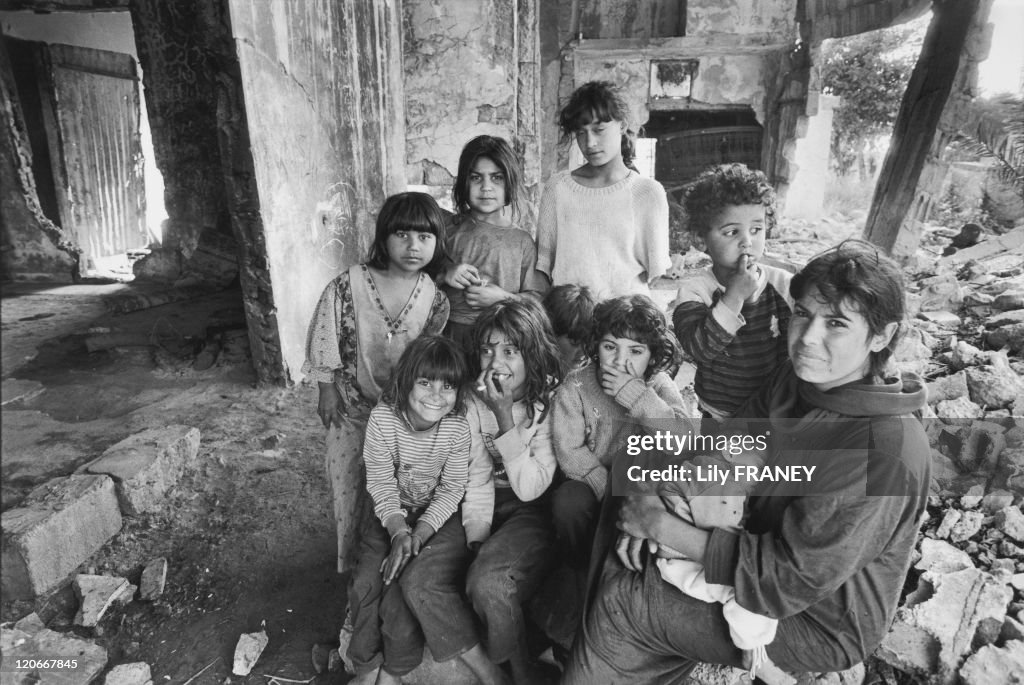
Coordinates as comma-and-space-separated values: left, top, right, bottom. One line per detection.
574, 117, 625, 168
467, 157, 507, 221
406, 377, 458, 430
479, 330, 527, 400
554, 334, 583, 368
386, 229, 437, 274
697, 204, 766, 274
597, 333, 652, 378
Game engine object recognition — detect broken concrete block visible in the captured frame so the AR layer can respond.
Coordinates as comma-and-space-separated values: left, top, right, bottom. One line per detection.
927, 371, 969, 404
85, 426, 200, 515
139, 557, 167, 601
1001, 616, 1024, 642
950, 339, 985, 369
918, 310, 962, 327
0, 624, 107, 685
232, 626, 268, 676
1011, 574, 1024, 592
104, 661, 153, 685
934, 509, 963, 540
958, 640, 1024, 685
1001, 540, 1024, 558
74, 574, 130, 627
996, 506, 1024, 542
916, 538, 974, 574
967, 362, 1024, 409
877, 568, 1013, 684
994, 290, 1024, 311
981, 489, 1016, 514
918, 274, 963, 312
957, 424, 1008, 474
1, 475, 123, 600
1, 378, 45, 406
985, 309, 1024, 329
951, 510, 986, 543
988, 323, 1024, 353
961, 484, 987, 509
936, 396, 985, 423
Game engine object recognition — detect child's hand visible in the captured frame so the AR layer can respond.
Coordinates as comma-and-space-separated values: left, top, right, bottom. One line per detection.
381, 531, 415, 584
600, 359, 642, 397
317, 382, 347, 428
721, 254, 761, 311
476, 369, 515, 421
464, 282, 511, 309
444, 263, 482, 290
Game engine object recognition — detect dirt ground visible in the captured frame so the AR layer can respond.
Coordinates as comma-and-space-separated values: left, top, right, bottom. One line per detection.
1, 282, 348, 684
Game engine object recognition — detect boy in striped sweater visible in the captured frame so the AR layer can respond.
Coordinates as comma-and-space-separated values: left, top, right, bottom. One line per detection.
671, 164, 793, 423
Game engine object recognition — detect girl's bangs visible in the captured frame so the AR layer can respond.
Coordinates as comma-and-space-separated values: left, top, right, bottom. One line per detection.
415, 348, 465, 386
388, 206, 441, 236
562, 102, 617, 131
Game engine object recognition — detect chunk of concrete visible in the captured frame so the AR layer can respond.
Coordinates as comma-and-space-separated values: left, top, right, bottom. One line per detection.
950, 510, 986, 543
1, 475, 123, 599
967, 362, 1024, 409
958, 640, 1024, 685
12, 612, 46, 634
232, 627, 268, 676
85, 426, 200, 515
139, 557, 167, 601
877, 567, 1013, 684
927, 371, 969, 404
104, 662, 153, 685
916, 538, 974, 574
0, 624, 107, 685
0, 378, 45, 406
981, 489, 1015, 514
961, 484, 987, 509
996, 506, 1024, 542
1001, 616, 1024, 642
74, 575, 130, 627
936, 396, 984, 423
934, 509, 963, 539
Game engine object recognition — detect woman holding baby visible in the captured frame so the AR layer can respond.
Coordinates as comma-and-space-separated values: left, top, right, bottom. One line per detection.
564, 240, 932, 684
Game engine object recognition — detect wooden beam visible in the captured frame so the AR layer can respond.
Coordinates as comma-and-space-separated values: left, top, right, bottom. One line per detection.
863, 0, 980, 255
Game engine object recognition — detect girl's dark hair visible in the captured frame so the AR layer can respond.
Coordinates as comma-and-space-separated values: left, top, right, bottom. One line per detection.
586, 295, 682, 380
683, 163, 776, 238
366, 192, 448, 277
453, 135, 522, 219
469, 299, 563, 422
380, 335, 469, 417
790, 239, 906, 378
543, 284, 596, 346
558, 81, 637, 171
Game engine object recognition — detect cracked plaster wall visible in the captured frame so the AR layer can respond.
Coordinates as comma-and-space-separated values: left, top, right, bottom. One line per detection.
688, 0, 794, 37
226, 0, 403, 383
403, 0, 518, 196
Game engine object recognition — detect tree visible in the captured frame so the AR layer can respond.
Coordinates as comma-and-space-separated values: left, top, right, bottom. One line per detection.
819, 22, 925, 179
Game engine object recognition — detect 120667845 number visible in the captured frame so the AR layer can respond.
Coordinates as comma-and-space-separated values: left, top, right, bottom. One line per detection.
2, 658, 80, 671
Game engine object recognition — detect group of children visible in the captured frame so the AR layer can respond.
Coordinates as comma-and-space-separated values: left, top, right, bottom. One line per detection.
303, 79, 794, 684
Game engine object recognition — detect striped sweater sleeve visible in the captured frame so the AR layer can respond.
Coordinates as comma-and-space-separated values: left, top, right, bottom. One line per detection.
418, 415, 470, 535
363, 407, 406, 534
672, 284, 745, 365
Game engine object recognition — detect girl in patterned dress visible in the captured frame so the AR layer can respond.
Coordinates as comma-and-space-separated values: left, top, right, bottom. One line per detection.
303, 192, 451, 573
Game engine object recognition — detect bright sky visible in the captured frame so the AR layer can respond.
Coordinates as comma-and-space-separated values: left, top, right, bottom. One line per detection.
978, 0, 1024, 96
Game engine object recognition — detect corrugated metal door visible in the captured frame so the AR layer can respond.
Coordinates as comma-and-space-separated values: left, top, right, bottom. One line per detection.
44, 43, 146, 272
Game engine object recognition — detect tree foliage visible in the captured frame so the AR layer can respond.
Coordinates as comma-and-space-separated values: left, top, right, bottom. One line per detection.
819, 23, 925, 178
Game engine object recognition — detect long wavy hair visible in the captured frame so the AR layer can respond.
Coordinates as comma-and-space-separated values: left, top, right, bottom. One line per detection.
469, 299, 563, 422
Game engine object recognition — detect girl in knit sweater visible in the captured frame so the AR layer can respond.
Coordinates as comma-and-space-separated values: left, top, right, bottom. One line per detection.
536, 81, 671, 298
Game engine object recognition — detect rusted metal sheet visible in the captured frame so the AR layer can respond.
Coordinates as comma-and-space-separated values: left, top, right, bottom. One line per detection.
46, 43, 145, 271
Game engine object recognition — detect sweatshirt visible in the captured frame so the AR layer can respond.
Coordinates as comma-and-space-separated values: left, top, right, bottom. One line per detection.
702, 362, 931, 671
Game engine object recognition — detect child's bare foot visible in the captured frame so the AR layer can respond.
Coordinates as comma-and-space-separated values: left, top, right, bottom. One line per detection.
374, 668, 402, 685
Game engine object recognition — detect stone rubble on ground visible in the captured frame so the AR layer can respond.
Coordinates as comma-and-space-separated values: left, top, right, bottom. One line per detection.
139, 557, 168, 601
103, 662, 153, 685
73, 574, 133, 627
0, 614, 107, 685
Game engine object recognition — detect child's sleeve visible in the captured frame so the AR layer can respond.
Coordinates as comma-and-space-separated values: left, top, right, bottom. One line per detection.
302, 274, 349, 383
423, 288, 450, 336
634, 180, 671, 283
535, 180, 556, 280
613, 373, 697, 432
671, 280, 745, 366
463, 401, 496, 545
518, 238, 551, 299
362, 408, 407, 537
419, 417, 470, 537
494, 407, 556, 502
552, 379, 607, 499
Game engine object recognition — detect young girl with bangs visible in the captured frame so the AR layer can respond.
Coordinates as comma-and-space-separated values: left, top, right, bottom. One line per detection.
346, 335, 476, 685
399, 299, 564, 684
537, 81, 670, 298
303, 191, 451, 573
442, 135, 550, 351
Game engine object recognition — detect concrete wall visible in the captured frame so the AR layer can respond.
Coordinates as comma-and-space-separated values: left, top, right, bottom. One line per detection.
227, 0, 404, 382
688, 0, 794, 36
577, 0, 683, 39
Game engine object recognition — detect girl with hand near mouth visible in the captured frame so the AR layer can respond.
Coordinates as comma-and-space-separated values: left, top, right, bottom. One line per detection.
536, 81, 670, 299
441, 135, 550, 353
303, 192, 451, 573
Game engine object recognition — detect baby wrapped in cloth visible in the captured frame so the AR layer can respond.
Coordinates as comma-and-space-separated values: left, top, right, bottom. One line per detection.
653, 449, 779, 679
